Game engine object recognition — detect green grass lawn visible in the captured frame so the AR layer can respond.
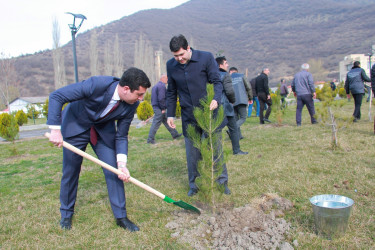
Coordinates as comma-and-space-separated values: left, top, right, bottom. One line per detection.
0, 100, 374, 248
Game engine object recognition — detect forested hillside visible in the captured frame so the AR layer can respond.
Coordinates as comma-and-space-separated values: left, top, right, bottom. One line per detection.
4, 0, 375, 99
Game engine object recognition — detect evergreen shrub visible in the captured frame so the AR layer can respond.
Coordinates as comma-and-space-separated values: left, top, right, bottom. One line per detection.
15, 110, 28, 126
136, 100, 154, 121
0, 113, 19, 142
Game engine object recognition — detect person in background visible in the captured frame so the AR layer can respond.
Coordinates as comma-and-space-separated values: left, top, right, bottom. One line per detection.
330, 78, 337, 92
365, 83, 372, 102
229, 67, 253, 139
291, 63, 317, 126
216, 57, 248, 155
371, 63, 375, 97
345, 61, 371, 122
255, 68, 272, 124
147, 74, 182, 144
280, 78, 289, 108
248, 77, 260, 117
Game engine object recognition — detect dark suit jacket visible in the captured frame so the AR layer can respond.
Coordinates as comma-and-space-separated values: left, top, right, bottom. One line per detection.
47, 76, 138, 155
255, 73, 270, 96
166, 49, 223, 135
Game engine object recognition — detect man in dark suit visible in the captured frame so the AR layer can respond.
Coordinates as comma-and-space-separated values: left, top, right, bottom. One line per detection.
166, 34, 230, 196
255, 68, 272, 124
47, 67, 151, 231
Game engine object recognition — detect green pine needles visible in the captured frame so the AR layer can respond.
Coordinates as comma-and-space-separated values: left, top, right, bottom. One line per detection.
315, 83, 352, 149
187, 84, 225, 212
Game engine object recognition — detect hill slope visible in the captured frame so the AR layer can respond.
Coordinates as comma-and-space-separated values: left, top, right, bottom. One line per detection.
10, 0, 375, 97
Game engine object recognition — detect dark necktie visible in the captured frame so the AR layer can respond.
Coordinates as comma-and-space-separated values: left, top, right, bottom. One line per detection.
90, 101, 120, 145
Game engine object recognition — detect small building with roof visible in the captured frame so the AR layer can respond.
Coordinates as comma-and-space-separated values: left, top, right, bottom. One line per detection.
8, 96, 48, 115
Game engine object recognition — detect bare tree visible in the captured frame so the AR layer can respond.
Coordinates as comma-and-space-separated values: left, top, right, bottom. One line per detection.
155, 46, 167, 83
134, 34, 156, 85
89, 30, 100, 76
103, 40, 113, 75
0, 53, 19, 112
113, 34, 124, 77
52, 17, 67, 89
308, 58, 328, 82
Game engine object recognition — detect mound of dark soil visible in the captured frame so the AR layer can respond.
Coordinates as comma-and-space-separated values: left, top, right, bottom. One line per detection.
166, 193, 295, 249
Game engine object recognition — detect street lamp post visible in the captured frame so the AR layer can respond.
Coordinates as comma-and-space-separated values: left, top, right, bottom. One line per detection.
66, 12, 87, 83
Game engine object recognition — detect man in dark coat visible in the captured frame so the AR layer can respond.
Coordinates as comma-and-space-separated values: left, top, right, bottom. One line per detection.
166, 34, 229, 196
47, 67, 151, 231
371, 63, 375, 97
345, 61, 371, 121
255, 68, 272, 124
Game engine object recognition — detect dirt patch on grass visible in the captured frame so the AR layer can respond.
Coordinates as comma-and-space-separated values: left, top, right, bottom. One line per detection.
166, 193, 295, 249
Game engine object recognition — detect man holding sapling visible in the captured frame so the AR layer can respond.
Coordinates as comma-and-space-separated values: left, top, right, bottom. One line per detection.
166, 34, 230, 196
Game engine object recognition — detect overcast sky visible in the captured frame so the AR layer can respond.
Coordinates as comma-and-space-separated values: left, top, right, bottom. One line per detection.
0, 0, 189, 58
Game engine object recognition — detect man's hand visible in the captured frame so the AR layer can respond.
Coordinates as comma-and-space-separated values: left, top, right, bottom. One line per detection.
167, 117, 176, 129
293, 92, 297, 97
347, 94, 351, 99
209, 100, 218, 110
248, 100, 253, 105
117, 162, 130, 182
267, 95, 271, 100
313, 92, 317, 99
162, 110, 166, 114
49, 129, 63, 148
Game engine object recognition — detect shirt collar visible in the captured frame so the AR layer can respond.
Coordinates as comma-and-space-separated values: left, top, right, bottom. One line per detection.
113, 85, 120, 101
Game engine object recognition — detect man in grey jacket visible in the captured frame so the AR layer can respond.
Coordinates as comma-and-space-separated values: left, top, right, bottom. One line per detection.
291, 63, 317, 126
216, 58, 248, 157
229, 67, 253, 139
345, 61, 371, 122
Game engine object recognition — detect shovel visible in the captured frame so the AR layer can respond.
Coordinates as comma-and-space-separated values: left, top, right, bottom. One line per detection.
45, 133, 200, 214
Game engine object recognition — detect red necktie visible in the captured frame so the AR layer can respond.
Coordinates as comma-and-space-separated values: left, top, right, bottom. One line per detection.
90, 101, 120, 145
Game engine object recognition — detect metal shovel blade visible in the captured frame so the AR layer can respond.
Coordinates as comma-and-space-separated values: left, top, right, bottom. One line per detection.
173, 200, 201, 214
163, 195, 200, 214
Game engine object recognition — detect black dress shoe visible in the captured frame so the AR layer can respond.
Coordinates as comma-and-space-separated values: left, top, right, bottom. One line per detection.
263, 118, 271, 123
173, 133, 183, 139
223, 183, 231, 195
60, 217, 72, 230
187, 188, 198, 196
116, 217, 140, 232
233, 150, 248, 155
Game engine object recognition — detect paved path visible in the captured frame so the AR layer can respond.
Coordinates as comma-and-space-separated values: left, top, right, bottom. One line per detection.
0, 117, 143, 142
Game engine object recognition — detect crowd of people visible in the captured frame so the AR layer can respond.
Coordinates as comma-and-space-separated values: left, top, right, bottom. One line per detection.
46, 33, 375, 232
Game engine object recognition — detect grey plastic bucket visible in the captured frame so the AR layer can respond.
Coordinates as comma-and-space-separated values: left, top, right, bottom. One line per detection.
310, 194, 354, 239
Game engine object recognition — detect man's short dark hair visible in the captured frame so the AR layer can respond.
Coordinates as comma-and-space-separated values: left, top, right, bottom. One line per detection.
353, 61, 361, 67
169, 34, 189, 52
215, 56, 227, 66
229, 67, 238, 72
119, 67, 151, 91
